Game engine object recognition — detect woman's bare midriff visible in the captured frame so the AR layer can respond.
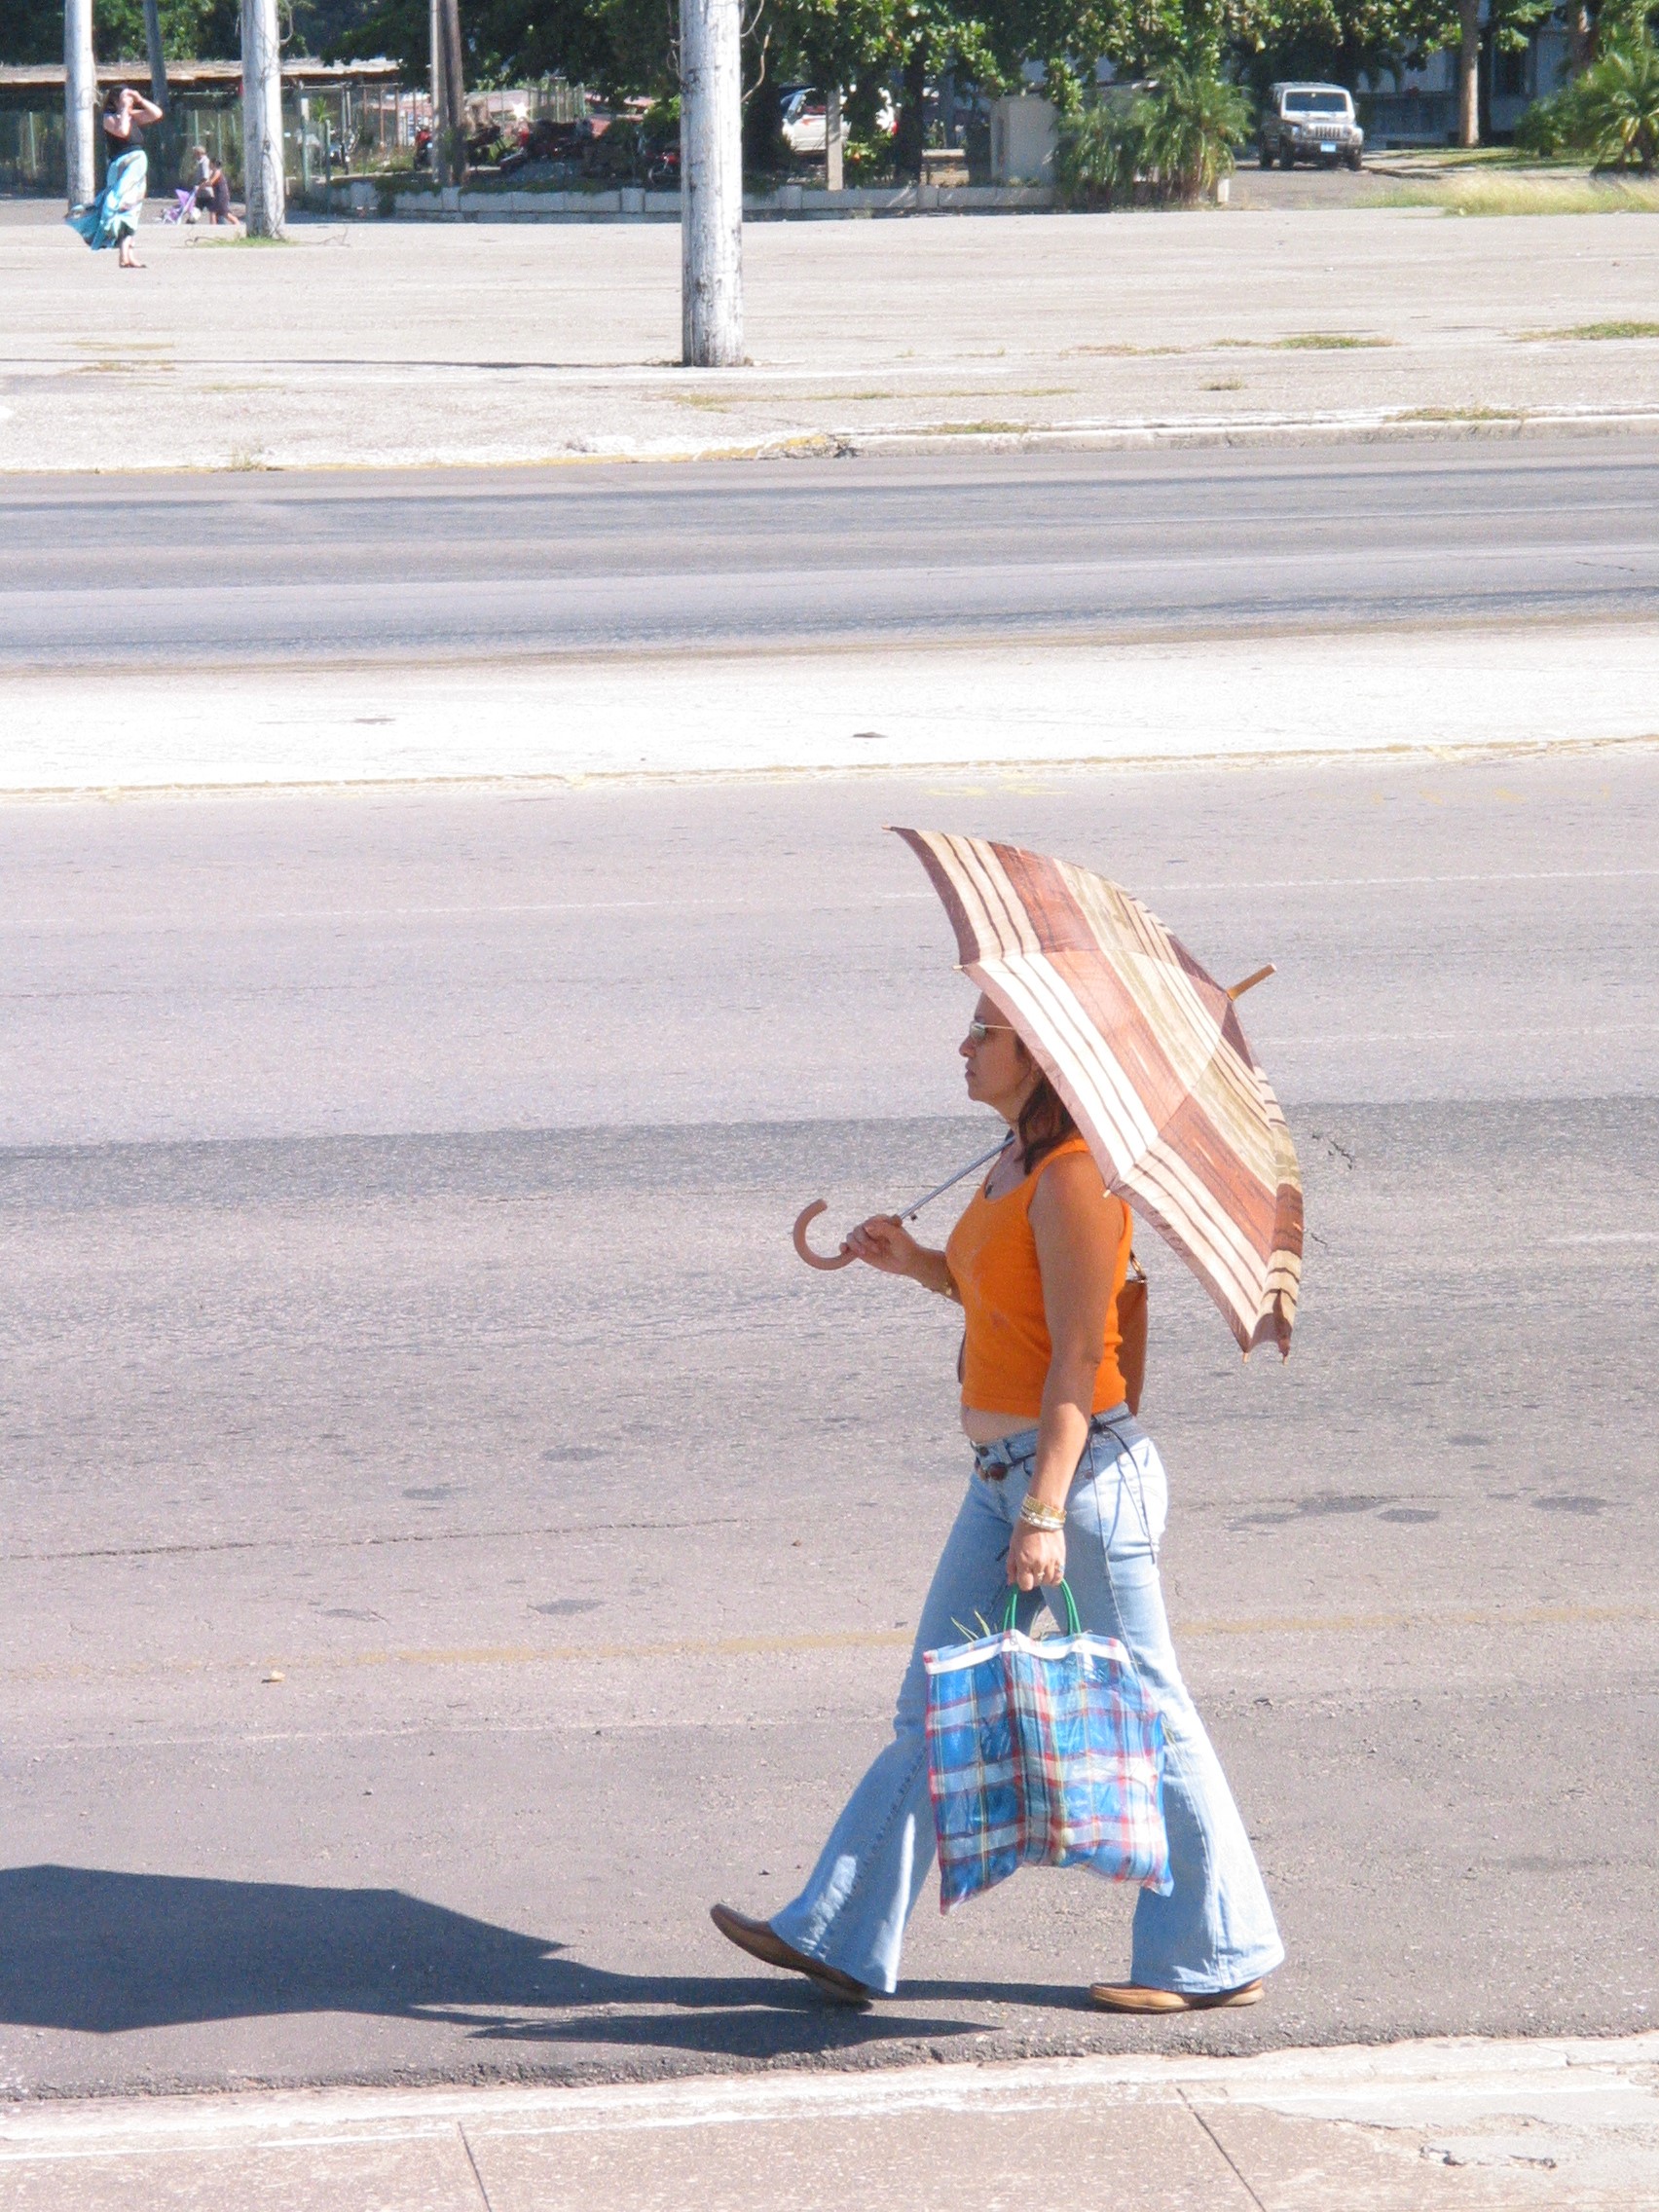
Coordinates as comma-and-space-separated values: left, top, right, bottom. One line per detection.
961, 1406, 1038, 1446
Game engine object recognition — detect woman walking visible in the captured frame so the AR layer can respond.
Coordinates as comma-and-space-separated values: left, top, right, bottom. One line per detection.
68, 87, 164, 269
712, 995, 1284, 2010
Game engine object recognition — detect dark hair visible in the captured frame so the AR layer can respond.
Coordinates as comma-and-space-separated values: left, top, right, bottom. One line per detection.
104, 86, 130, 116
1015, 1063, 1077, 1177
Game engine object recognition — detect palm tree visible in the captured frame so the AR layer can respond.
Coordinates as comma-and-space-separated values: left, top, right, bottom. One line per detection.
1056, 62, 1251, 208
1133, 60, 1252, 202
1578, 37, 1659, 171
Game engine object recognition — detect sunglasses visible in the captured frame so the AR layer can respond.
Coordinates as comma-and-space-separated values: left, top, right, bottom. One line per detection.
966, 1019, 1016, 1044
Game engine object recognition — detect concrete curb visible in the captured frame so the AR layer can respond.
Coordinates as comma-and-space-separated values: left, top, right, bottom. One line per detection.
768, 404, 1659, 461
10, 406, 1656, 479
3, 2034, 1657, 2211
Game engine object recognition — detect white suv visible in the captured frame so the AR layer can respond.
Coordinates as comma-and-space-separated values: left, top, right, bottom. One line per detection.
1260, 83, 1364, 170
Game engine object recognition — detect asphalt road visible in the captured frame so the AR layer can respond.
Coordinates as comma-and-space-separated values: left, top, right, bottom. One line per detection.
5, 440, 1659, 670
3, 748, 1656, 2097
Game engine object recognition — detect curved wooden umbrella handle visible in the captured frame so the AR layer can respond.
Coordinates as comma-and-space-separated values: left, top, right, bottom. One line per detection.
793, 1199, 857, 1271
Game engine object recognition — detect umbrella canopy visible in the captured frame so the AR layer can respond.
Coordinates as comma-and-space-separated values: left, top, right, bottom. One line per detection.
894, 829, 1302, 1357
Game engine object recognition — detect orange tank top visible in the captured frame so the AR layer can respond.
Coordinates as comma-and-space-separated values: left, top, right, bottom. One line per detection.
943, 1134, 1132, 1419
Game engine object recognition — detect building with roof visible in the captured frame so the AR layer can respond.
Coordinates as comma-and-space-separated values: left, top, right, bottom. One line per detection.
0, 57, 406, 196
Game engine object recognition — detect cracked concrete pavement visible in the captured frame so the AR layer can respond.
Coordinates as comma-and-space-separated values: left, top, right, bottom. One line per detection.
5, 196, 1659, 471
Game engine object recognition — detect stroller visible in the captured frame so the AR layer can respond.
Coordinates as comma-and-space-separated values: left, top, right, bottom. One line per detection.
163, 187, 198, 224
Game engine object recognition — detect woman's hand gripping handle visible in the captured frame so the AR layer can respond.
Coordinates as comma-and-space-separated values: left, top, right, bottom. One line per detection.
1008, 1522, 1066, 1593
845, 1215, 959, 1301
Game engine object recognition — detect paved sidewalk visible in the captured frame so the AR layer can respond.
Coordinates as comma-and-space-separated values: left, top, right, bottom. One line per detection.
4, 2036, 1657, 2209
9, 621, 1657, 791
5, 198, 1658, 471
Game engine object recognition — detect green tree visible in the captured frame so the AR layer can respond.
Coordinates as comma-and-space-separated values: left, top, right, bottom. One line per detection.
1578, 32, 1659, 163
1057, 54, 1250, 202
1222, 0, 1558, 147
0, 0, 237, 63
1136, 53, 1250, 183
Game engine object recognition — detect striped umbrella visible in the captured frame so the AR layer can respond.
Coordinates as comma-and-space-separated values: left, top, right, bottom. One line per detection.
894, 829, 1302, 1357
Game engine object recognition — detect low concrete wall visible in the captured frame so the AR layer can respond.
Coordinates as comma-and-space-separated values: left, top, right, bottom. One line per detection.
335, 180, 1056, 221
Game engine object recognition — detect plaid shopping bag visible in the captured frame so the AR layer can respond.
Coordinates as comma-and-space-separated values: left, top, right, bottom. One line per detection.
923, 1583, 1171, 1911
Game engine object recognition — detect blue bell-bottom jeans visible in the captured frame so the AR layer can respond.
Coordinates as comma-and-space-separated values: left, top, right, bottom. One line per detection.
771, 1409, 1284, 1997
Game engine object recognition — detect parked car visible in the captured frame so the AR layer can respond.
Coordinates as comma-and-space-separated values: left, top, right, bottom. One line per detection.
1259, 83, 1363, 169
780, 88, 828, 157
777, 85, 898, 160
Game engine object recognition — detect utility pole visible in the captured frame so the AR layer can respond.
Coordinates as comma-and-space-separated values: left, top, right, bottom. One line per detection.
240, 0, 286, 235
428, 0, 442, 182
680, 0, 743, 367
63, 0, 96, 209
429, 0, 464, 185
142, 0, 168, 115
440, 0, 464, 180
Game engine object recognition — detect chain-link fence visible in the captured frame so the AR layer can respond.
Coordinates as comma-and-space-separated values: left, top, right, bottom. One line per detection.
0, 109, 65, 192
0, 66, 422, 198
1, 77, 591, 198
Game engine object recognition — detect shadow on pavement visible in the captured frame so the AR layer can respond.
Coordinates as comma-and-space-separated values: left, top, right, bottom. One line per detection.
0, 1866, 1073, 2058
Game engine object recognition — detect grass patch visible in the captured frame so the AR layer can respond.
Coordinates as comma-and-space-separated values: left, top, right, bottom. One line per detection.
1393, 404, 1524, 423
1272, 332, 1395, 350
1065, 343, 1182, 357
800, 387, 1075, 401
1378, 176, 1659, 214
1522, 319, 1659, 339
1203, 378, 1245, 389
675, 387, 1077, 413
1384, 146, 1551, 166
1210, 333, 1392, 351
918, 420, 1035, 436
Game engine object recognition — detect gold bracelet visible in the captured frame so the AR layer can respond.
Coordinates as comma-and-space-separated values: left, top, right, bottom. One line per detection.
1018, 1497, 1066, 1530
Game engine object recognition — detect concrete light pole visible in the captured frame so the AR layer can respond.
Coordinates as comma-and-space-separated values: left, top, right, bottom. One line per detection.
63, 0, 96, 210
680, 0, 744, 367
240, 0, 286, 235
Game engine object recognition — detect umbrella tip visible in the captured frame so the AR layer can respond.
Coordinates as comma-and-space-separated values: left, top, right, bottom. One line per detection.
1227, 964, 1276, 1002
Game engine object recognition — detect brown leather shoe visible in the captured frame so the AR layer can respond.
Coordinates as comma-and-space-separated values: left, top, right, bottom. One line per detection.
710, 1904, 872, 2007
1089, 1978, 1265, 2012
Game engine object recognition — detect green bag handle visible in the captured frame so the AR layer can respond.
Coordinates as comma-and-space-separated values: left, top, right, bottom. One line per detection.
1002, 1579, 1082, 1638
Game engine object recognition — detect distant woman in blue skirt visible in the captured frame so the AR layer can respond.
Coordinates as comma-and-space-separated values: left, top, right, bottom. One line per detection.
69, 87, 164, 269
